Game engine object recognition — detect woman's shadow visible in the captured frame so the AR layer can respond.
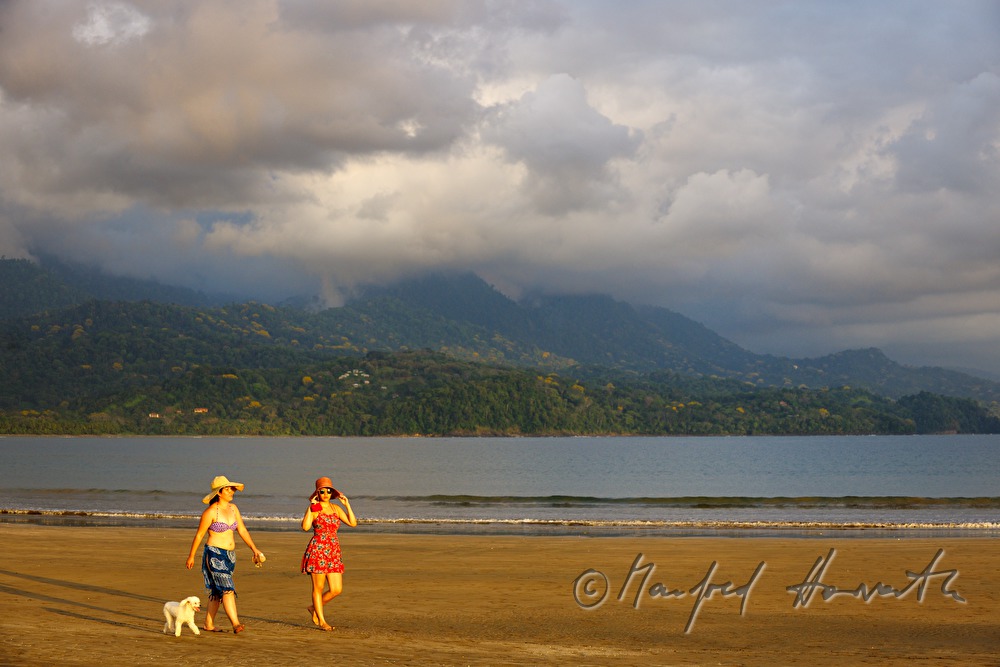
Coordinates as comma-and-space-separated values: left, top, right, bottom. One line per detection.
0, 567, 167, 634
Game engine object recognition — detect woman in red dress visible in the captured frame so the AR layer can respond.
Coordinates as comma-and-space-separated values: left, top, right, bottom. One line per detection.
301, 476, 357, 631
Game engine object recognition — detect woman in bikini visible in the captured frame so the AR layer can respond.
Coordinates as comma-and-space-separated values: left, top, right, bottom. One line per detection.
301, 476, 358, 631
185, 475, 265, 634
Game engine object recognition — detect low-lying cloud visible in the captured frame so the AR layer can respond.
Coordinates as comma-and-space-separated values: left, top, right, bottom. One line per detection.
1, 0, 999, 373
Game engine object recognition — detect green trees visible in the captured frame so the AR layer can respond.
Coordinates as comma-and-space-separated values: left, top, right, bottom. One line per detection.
1, 348, 996, 436
2, 289, 998, 437
897, 391, 1000, 434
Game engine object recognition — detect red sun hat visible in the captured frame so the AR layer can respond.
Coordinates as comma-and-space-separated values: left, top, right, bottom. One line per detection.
311, 476, 339, 500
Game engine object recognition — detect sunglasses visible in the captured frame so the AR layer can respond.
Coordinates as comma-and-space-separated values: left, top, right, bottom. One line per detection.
318, 488, 333, 495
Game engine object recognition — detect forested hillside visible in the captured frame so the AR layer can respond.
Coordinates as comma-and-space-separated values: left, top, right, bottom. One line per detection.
2, 258, 999, 436
2, 337, 998, 437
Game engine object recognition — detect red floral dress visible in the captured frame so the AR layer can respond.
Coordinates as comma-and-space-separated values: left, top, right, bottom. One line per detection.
301, 512, 344, 574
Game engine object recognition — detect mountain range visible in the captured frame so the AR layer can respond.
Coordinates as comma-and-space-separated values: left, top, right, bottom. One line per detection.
3, 256, 999, 406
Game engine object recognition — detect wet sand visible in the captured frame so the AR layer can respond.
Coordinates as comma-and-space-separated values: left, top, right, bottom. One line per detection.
0, 523, 996, 665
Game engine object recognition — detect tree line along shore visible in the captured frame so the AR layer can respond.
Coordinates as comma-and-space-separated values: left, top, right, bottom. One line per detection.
4, 350, 997, 437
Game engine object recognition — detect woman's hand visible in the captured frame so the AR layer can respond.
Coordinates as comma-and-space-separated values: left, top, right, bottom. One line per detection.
185, 555, 195, 570
339, 494, 358, 527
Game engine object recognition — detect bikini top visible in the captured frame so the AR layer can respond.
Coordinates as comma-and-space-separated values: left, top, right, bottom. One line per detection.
208, 504, 238, 533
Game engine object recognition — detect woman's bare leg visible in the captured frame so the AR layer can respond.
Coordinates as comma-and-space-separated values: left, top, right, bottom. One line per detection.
311, 573, 334, 630
221, 591, 241, 630
326, 573, 343, 602
204, 597, 221, 630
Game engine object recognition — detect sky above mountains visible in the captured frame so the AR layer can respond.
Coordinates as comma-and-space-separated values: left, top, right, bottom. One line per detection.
1, 1, 999, 373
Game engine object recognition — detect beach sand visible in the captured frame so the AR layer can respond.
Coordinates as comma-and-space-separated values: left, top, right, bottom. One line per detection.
0, 523, 996, 666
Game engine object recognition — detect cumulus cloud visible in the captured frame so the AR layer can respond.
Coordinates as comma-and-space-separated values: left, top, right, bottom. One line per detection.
73, 2, 151, 47
1, 0, 999, 372
483, 74, 641, 214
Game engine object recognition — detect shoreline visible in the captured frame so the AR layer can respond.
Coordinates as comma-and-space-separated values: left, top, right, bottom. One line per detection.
2, 511, 999, 539
1, 523, 997, 665
2, 432, 996, 441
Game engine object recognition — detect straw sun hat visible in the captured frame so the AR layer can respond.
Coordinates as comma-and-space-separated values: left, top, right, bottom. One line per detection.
202, 475, 245, 504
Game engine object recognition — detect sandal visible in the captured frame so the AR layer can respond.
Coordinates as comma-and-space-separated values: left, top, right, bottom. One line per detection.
233, 624, 246, 634
203, 627, 226, 633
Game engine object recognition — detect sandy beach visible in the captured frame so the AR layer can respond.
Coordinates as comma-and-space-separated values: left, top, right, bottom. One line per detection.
0, 523, 996, 666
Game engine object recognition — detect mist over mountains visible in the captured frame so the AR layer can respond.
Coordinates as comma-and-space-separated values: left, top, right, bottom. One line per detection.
3, 256, 999, 407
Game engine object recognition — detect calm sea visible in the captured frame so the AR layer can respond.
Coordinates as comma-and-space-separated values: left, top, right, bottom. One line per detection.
1, 435, 998, 536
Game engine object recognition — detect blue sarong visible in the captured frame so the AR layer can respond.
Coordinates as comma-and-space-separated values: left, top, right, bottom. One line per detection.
202, 545, 237, 601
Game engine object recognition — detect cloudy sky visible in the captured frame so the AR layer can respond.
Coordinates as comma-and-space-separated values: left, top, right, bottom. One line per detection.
1, 1, 999, 374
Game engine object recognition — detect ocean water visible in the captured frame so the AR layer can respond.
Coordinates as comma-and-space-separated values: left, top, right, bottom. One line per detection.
1, 434, 998, 536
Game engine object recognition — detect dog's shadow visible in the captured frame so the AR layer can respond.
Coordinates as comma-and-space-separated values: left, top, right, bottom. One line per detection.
46, 608, 166, 635
0, 568, 162, 603
0, 567, 315, 633
0, 580, 171, 636
0, 568, 169, 630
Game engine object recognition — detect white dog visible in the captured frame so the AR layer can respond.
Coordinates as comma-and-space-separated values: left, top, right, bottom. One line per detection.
162, 596, 202, 637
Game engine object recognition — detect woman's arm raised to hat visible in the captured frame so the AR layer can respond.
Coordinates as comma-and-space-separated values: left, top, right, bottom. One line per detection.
185, 505, 213, 569
334, 494, 358, 527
